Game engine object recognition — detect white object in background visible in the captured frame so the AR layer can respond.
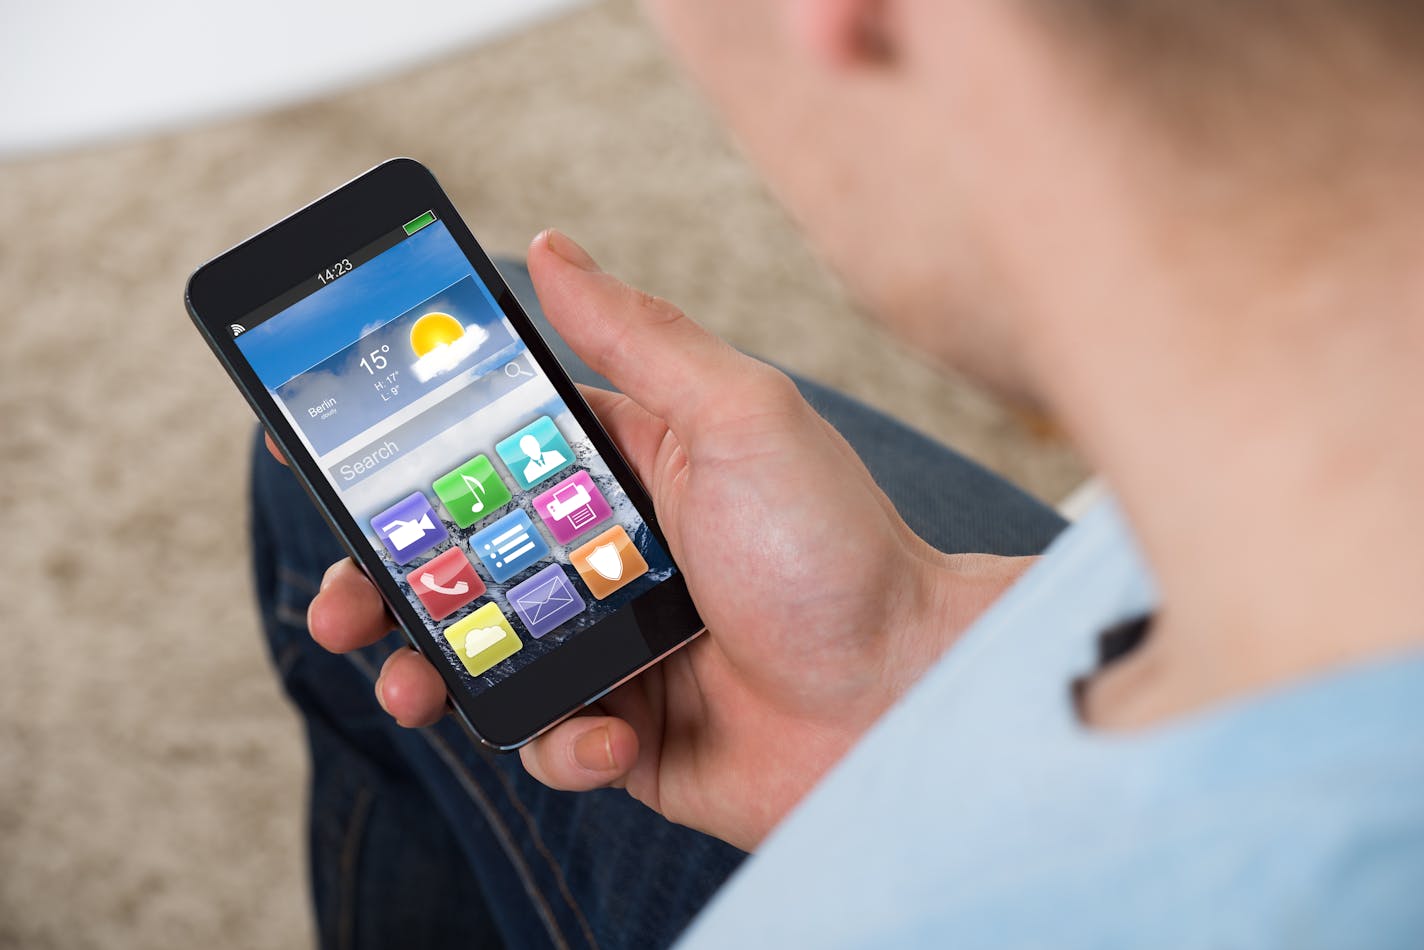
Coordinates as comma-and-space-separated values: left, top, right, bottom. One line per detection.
0, 0, 590, 157
1057, 476, 1107, 522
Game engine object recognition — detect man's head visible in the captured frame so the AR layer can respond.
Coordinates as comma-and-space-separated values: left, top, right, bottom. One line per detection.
645, 0, 1424, 409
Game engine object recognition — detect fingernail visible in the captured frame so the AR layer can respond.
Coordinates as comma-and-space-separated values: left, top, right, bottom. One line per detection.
573, 726, 616, 772
319, 561, 341, 591
544, 229, 599, 272
374, 675, 390, 714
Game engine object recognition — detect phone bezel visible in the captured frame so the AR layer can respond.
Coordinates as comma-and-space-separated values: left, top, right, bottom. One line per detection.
186, 158, 703, 750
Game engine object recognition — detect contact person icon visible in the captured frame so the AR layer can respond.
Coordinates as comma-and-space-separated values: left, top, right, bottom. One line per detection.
520, 433, 566, 483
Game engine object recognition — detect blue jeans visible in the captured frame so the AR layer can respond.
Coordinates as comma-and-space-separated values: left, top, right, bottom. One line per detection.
251, 263, 1066, 950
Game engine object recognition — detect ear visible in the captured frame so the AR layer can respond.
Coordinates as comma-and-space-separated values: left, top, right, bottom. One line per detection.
788, 0, 896, 67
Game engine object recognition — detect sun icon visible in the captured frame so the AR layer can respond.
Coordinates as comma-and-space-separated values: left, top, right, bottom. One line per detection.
409, 311, 490, 382
410, 312, 465, 357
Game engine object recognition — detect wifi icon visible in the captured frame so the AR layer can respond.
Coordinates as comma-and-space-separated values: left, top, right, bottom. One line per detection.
229, 324, 246, 337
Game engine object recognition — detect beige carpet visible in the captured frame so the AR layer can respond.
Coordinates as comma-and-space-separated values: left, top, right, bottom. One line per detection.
0, 2, 1085, 946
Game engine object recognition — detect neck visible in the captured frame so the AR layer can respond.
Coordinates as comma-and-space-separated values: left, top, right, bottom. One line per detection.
1061, 236, 1424, 728
920, 2, 1424, 726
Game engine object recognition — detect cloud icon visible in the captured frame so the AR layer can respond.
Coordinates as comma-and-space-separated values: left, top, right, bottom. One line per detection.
463, 625, 506, 657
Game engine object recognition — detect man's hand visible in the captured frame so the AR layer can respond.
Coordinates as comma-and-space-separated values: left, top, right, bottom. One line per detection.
298, 230, 1031, 851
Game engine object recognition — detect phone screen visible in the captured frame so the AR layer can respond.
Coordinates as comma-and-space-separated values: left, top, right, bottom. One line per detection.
230, 213, 676, 695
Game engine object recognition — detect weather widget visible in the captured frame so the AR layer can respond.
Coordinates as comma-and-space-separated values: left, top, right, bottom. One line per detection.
273, 276, 516, 455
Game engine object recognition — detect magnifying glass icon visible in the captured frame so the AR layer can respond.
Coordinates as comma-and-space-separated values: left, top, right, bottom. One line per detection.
504, 362, 534, 380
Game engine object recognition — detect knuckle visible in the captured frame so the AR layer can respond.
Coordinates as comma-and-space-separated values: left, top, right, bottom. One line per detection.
752, 364, 804, 411
635, 289, 687, 327
589, 287, 690, 376
591, 310, 639, 374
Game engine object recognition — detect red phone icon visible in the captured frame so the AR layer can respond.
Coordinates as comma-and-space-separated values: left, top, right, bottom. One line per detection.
411, 548, 486, 621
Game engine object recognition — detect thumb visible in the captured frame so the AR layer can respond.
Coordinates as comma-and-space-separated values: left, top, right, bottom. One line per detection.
527, 229, 750, 432
519, 715, 639, 792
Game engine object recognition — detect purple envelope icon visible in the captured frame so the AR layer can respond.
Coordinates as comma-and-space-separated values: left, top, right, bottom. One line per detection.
506, 564, 586, 638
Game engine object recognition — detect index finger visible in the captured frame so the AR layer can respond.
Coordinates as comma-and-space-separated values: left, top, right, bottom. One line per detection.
576, 384, 674, 499
264, 431, 288, 467
528, 230, 749, 433
307, 559, 397, 653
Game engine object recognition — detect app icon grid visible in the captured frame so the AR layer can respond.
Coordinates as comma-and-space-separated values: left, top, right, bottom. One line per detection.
367, 413, 667, 684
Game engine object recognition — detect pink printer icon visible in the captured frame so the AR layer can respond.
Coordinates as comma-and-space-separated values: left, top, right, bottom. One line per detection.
533, 471, 612, 544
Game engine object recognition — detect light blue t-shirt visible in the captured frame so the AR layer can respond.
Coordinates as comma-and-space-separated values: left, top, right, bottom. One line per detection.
680, 503, 1424, 948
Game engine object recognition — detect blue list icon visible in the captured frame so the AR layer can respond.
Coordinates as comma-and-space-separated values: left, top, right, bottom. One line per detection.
469, 509, 549, 582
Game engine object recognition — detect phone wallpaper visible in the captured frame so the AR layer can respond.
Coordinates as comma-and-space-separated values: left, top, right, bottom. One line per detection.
236, 221, 675, 694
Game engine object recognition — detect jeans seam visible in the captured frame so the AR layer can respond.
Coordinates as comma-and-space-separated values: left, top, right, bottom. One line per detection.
337, 785, 375, 950
422, 728, 575, 950
275, 603, 309, 630
344, 649, 575, 950
485, 761, 600, 949
275, 641, 304, 678
280, 565, 321, 595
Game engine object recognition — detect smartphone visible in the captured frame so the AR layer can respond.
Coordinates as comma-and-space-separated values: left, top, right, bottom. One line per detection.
187, 158, 703, 749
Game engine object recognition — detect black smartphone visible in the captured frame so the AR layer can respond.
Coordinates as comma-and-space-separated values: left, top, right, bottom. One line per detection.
187, 158, 703, 749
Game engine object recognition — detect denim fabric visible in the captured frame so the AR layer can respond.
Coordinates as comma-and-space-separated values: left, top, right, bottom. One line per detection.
251, 261, 1067, 949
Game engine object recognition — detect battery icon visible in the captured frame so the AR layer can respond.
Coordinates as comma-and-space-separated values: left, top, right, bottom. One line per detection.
403, 211, 436, 236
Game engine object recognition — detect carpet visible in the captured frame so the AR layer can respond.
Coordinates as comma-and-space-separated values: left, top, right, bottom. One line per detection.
0, 2, 1084, 946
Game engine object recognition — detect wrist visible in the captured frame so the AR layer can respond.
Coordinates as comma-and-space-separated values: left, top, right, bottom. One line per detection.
881, 550, 1035, 702
731, 554, 1030, 850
